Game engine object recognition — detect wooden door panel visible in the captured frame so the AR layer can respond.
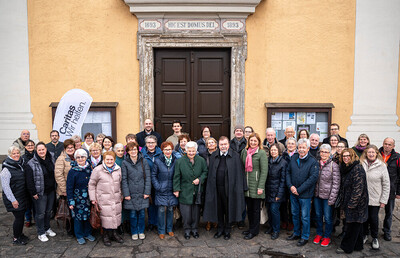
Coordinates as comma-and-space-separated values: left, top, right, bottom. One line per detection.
155, 48, 230, 142
155, 50, 191, 141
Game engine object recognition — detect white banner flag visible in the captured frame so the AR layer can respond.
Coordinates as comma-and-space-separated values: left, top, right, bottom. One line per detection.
53, 89, 93, 142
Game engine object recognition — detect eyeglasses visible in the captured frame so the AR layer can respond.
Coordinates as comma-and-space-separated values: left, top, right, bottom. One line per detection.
320, 151, 330, 154
342, 155, 351, 158
146, 142, 156, 145
66, 147, 75, 150
76, 156, 86, 159
26, 144, 35, 147
163, 148, 172, 152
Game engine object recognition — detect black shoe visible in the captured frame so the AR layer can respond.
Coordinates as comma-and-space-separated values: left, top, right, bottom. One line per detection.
271, 232, 279, 240
184, 233, 190, 240
238, 221, 245, 230
242, 230, 250, 235
264, 228, 273, 234
297, 239, 308, 246
117, 225, 124, 235
224, 233, 231, 240
287, 233, 301, 241
13, 237, 27, 245
244, 233, 257, 240
384, 233, 392, 241
193, 232, 199, 239
214, 232, 224, 239
19, 234, 29, 242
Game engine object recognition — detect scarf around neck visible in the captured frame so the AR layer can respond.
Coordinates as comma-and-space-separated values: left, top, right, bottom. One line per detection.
245, 147, 258, 172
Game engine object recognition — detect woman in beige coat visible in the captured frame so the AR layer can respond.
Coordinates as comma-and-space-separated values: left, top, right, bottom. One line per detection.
360, 145, 390, 250
88, 151, 123, 246
54, 139, 75, 236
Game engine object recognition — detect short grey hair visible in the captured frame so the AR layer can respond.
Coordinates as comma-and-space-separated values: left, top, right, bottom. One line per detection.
185, 141, 198, 151
286, 137, 298, 147
71, 135, 82, 142
8, 146, 21, 156
309, 133, 320, 140
145, 135, 157, 143
298, 138, 310, 148
74, 149, 88, 159
114, 143, 124, 150
319, 144, 331, 153
285, 126, 295, 132
265, 127, 276, 135
96, 133, 106, 139
383, 137, 395, 145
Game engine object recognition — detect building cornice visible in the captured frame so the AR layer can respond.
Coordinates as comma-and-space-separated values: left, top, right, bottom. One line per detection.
123, 0, 262, 18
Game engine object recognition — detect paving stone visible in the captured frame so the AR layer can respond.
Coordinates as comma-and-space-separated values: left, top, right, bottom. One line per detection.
88, 246, 134, 257
136, 250, 160, 258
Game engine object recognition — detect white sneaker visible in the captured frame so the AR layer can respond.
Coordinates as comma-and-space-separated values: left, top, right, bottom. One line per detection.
139, 233, 145, 240
372, 238, 379, 250
132, 234, 138, 240
363, 235, 368, 244
38, 234, 49, 242
45, 228, 56, 237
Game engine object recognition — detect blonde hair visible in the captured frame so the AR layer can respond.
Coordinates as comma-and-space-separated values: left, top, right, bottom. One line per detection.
360, 145, 385, 164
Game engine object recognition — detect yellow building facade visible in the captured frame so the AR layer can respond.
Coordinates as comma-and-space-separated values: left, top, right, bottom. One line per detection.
0, 0, 399, 154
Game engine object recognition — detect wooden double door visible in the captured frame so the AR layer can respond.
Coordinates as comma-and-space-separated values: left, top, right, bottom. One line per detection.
154, 48, 231, 141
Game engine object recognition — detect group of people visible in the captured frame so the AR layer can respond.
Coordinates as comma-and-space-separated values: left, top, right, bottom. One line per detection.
1, 121, 399, 255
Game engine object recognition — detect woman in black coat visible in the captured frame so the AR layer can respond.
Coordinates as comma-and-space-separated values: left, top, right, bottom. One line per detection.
264, 143, 287, 240
0, 146, 29, 245
336, 148, 368, 254
151, 141, 179, 239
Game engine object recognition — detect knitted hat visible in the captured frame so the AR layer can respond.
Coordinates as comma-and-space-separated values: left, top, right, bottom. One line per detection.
234, 124, 245, 132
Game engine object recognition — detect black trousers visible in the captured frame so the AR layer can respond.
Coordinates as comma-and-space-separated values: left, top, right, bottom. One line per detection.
383, 198, 395, 234
363, 205, 380, 238
12, 210, 25, 239
340, 222, 364, 253
217, 185, 230, 234
246, 197, 261, 235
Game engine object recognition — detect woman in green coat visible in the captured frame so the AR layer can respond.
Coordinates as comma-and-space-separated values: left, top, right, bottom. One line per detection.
241, 133, 268, 240
173, 141, 208, 240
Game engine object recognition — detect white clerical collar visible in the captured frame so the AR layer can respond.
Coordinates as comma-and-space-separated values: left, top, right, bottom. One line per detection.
220, 151, 228, 156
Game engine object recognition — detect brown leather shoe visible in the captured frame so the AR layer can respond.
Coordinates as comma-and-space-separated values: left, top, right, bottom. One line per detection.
103, 231, 111, 246
205, 222, 211, 231
159, 234, 165, 239
111, 229, 124, 244
168, 232, 174, 237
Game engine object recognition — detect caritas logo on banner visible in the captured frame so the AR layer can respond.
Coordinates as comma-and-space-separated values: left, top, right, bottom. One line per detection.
53, 89, 93, 142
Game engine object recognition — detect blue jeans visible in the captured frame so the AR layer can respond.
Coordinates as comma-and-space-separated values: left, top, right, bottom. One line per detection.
314, 197, 333, 238
290, 194, 311, 240
74, 218, 92, 240
130, 209, 145, 235
267, 202, 281, 233
157, 206, 174, 234
148, 204, 157, 226
33, 191, 55, 235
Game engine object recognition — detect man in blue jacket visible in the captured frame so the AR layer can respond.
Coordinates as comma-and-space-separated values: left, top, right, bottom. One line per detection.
286, 138, 319, 246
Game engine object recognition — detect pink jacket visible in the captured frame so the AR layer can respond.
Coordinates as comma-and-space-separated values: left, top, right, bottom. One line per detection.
89, 163, 122, 229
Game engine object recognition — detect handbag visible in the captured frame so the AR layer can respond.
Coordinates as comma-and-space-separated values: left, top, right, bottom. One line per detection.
55, 196, 71, 231
260, 201, 268, 224
90, 203, 102, 229
194, 180, 202, 205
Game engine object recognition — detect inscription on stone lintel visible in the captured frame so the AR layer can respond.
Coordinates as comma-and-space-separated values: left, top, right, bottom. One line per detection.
165, 20, 219, 30
139, 20, 162, 31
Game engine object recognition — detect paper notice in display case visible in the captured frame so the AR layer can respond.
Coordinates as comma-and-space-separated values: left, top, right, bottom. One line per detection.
297, 112, 306, 125
316, 122, 328, 133
319, 132, 328, 141
271, 112, 283, 121
271, 121, 282, 131
283, 120, 295, 129
306, 112, 316, 124
283, 112, 296, 120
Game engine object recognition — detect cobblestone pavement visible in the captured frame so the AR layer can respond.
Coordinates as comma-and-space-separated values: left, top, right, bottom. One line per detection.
1, 197, 400, 258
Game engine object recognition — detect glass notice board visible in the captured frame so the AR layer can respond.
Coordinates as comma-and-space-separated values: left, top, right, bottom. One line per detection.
265, 103, 334, 142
